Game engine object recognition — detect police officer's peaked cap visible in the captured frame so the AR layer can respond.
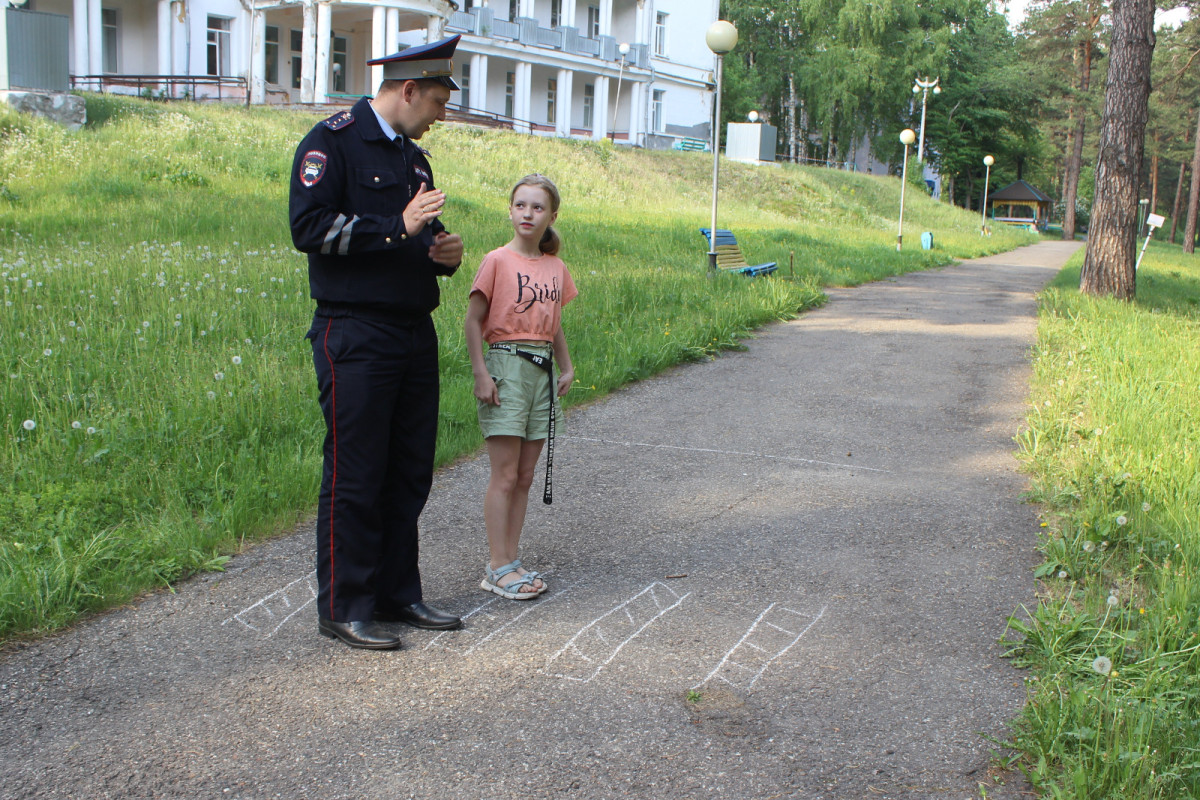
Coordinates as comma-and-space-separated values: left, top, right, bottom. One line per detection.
368, 35, 461, 90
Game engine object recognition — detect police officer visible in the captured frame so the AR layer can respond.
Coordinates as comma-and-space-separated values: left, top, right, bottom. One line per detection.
289, 36, 465, 650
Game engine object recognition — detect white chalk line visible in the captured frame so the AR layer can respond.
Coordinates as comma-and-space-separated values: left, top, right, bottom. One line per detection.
221, 571, 317, 638
425, 587, 572, 655
563, 436, 889, 473
541, 582, 691, 683
693, 603, 827, 691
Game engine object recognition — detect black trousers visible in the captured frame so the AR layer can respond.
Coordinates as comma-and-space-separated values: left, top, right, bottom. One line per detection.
307, 310, 439, 622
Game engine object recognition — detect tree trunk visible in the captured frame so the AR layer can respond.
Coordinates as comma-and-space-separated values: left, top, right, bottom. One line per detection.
1080, 0, 1156, 298
947, 174, 956, 208
786, 75, 798, 162
1184, 108, 1200, 254
1063, 41, 1093, 240
1171, 160, 1186, 244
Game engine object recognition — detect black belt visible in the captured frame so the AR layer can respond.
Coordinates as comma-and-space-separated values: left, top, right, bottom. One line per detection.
490, 342, 556, 504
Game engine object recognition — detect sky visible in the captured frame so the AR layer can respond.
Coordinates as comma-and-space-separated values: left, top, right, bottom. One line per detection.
1001, 0, 1191, 29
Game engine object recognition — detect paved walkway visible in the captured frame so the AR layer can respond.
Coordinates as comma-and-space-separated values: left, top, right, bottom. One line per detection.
0, 241, 1081, 800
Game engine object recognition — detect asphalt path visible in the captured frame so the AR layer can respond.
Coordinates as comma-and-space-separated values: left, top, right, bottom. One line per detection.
0, 240, 1082, 800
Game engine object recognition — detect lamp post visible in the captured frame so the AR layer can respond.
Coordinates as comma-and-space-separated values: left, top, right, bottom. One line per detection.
611, 42, 630, 141
705, 19, 738, 272
911, 76, 940, 163
981, 154, 994, 235
897, 128, 916, 252
748, 110, 759, 122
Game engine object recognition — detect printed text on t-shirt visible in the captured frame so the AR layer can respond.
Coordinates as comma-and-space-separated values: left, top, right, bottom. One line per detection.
515, 273, 561, 313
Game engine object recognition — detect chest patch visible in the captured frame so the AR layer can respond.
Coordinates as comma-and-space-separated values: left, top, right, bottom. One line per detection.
299, 150, 328, 188
413, 165, 432, 183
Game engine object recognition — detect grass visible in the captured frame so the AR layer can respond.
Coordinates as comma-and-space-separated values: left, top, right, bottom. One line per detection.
1007, 239, 1200, 798
0, 94, 1033, 640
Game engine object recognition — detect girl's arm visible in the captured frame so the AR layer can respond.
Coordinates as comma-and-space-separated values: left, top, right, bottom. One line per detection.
552, 325, 574, 397
464, 292, 500, 406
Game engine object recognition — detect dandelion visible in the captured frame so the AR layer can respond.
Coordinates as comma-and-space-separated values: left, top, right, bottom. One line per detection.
86, 427, 96, 435
214, 371, 224, 381
1116, 516, 1127, 527
1094, 428, 1103, 436
231, 356, 241, 365
1083, 541, 1095, 553
22, 419, 35, 431
1142, 502, 1151, 513
142, 321, 150, 329
1107, 595, 1119, 607
71, 421, 81, 429
1058, 570, 1068, 579
206, 391, 217, 400
1092, 656, 1113, 676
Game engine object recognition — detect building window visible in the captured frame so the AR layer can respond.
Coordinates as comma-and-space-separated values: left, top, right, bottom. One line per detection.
463, 0, 474, 9
583, 83, 594, 129
654, 12, 668, 56
265, 26, 279, 85
587, 6, 600, 39
652, 89, 665, 132
547, 78, 556, 124
551, 0, 562, 27
331, 35, 347, 92
461, 63, 471, 108
505, 71, 515, 118
290, 29, 302, 89
101, 8, 118, 73
207, 16, 232, 77
509, 0, 519, 21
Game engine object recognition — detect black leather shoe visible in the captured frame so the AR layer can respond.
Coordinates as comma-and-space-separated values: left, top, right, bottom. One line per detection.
318, 619, 402, 650
378, 602, 462, 630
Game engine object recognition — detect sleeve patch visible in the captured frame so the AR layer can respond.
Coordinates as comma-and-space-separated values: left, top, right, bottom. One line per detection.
322, 110, 355, 130
299, 150, 329, 187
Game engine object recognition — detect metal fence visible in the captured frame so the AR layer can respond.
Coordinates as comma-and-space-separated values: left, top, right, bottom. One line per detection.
70, 74, 248, 103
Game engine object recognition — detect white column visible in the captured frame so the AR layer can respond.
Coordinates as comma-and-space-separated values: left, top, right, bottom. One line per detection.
628, 80, 643, 145
599, 0, 612, 37
634, 0, 646, 46
156, 0, 172, 75
371, 5, 385, 91
87, 0, 102, 75
514, 61, 532, 133
519, 0, 534, 17
563, 0, 576, 28
250, 10, 266, 103
474, 54, 489, 113
555, 68, 572, 136
314, 1, 331, 103
72, 0, 88, 78
300, 1, 316, 102
426, 15, 444, 42
385, 8, 399, 53
593, 74, 609, 140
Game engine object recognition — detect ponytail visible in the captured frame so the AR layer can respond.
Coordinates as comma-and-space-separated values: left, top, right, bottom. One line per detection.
511, 174, 562, 256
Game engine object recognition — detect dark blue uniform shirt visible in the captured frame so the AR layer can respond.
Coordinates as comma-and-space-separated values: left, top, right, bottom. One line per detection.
289, 96, 458, 316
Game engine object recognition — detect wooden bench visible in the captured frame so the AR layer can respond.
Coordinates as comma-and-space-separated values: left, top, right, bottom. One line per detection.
699, 229, 778, 276
673, 137, 708, 152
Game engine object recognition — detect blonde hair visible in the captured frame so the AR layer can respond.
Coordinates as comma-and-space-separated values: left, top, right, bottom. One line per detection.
510, 174, 562, 256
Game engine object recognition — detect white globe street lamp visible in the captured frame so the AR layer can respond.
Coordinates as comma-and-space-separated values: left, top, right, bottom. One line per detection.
981, 154, 995, 235
912, 76, 940, 163
611, 42, 630, 142
706, 20, 738, 272
897, 128, 916, 252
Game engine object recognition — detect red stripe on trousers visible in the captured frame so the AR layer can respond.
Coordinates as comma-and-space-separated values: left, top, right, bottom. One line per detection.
322, 318, 337, 620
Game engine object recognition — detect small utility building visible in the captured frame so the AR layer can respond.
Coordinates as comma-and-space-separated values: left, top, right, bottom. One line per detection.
987, 180, 1053, 231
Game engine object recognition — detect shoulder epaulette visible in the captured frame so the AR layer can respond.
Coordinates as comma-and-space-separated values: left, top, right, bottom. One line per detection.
322, 110, 355, 131
418, 145, 432, 157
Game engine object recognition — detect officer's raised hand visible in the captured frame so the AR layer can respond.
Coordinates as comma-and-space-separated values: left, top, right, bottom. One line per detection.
404, 182, 445, 236
430, 231, 463, 268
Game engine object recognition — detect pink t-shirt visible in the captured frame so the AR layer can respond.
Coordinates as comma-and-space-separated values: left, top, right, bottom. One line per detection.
470, 246, 578, 344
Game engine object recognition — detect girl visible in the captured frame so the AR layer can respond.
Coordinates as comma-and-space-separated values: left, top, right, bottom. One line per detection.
464, 174, 576, 599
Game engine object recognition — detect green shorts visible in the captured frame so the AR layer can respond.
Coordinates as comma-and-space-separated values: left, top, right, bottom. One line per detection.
477, 342, 562, 440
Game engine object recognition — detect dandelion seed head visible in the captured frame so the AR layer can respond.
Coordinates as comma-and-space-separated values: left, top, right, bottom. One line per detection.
71, 421, 81, 429
22, 419, 35, 430
1142, 502, 1151, 512
1107, 595, 1119, 607
86, 427, 96, 435
206, 391, 216, 400
214, 372, 224, 381
1092, 656, 1113, 675
231, 356, 241, 365
1116, 516, 1127, 526
42, 348, 52, 356
1083, 541, 1095, 553
1058, 570, 1068, 579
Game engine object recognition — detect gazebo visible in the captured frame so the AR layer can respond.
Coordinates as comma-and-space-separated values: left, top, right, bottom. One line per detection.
987, 180, 1053, 231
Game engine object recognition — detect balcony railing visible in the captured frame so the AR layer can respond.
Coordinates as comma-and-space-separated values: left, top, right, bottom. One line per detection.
447, 8, 650, 68
71, 74, 248, 103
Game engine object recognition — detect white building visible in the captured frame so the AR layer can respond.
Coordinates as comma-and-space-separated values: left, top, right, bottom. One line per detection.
26, 0, 718, 148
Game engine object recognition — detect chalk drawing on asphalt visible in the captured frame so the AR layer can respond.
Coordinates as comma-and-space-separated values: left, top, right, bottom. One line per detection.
541, 582, 690, 683
221, 571, 317, 638
693, 603, 827, 691
424, 586, 571, 655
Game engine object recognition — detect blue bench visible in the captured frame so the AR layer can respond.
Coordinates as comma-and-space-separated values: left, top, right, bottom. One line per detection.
674, 137, 708, 152
699, 229, 778, 276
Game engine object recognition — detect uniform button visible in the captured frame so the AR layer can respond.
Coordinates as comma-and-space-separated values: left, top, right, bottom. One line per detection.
385, 237, 392, 243
374, 176, 380, 183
